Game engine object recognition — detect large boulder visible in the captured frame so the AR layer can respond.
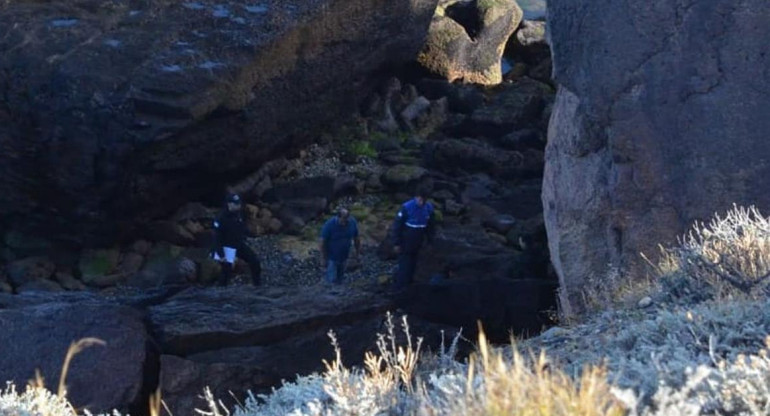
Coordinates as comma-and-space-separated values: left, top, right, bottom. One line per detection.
0, 0, 438, 247
418, 0, 523, 85
544, 0, 770, 314
0, 302, 154, 414
148, 286, 391, 355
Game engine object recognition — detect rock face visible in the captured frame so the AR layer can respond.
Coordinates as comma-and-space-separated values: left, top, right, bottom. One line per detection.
0, 301, 154, 414
544, 0, 770, 313
0, 0, 437, 246
418, 0, 523, 85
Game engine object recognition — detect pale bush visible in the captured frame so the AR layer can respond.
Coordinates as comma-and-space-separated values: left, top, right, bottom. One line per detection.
0, 383, 77, 416
656, 205, 770, 301
0, 383, 124, 416
225, 314, 625, 416
0, 338, 124, 416
616, 339, 770, 416
222, 312, 424, 416
420, 331, 625, 416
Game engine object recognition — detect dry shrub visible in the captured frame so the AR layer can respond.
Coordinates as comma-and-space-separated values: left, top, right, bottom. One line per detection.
579, 266, 656, 317
0, 337, 122, 416
229, 314, 627, 416
423, 329, 626, 416
225, 312, 426, 416
655, 205, 770, 302
617, 336, 770, 416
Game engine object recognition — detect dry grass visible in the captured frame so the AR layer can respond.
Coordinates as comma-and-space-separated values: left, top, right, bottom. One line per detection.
578, 266, 656, 319
422, 328, 626, 416
0, 338, 173, 416
226, 314, 628, 416
579, 204, 770, 317
0, 338, 105, 416
655, 204, 770, 302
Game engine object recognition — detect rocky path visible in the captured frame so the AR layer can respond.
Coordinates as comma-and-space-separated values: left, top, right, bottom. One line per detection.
244, 235, 396, 288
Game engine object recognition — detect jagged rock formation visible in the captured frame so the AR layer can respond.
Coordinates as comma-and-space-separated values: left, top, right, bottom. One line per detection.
0, 0, 437, 246
418, 0, 522, 85
543, 0, 770, 314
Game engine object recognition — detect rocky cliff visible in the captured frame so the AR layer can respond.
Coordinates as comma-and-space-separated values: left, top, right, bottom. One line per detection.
544, 0, 770, 313
0, 0, 436, 246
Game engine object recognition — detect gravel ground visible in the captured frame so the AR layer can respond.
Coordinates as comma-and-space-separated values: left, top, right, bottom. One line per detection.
232, 143, 393, 288
283, 143, 383, 182
131, 142, 395, 291
232, 235, 396, 289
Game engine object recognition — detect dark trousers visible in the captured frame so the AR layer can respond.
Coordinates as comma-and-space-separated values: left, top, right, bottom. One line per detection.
394, 251, 419, 289
219, 243, 261, 286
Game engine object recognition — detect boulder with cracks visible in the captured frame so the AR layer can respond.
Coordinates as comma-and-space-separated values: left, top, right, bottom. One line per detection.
544, 0, 770, 314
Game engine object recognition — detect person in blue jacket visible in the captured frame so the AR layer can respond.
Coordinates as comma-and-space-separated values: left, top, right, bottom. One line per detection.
211, 193, 261, 286
319, 207, 361, 284
392, 187, 435, 290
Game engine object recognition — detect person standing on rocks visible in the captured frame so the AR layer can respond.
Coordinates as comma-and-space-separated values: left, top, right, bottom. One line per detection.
212, 193, 262, 286
319, 207, 361, 284
392, 187, 435, 290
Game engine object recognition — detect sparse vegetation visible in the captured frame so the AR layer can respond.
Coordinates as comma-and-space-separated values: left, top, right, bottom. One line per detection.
346, 140, 378, 159
655, 204, 770, 302
5, 206, 770, 416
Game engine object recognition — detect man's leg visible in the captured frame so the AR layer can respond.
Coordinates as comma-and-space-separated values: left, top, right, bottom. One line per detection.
404, 251, 418, 285
335, 259, 346, 284
237, 244, 262, 285
219, 263, 233, 286
394, 252, 413, 289
325, 260, 337, 284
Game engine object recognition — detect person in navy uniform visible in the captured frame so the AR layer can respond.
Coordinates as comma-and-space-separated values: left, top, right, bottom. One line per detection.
392, 187, 435, 289
319, 207, 361, 284
211, 193, 262, 286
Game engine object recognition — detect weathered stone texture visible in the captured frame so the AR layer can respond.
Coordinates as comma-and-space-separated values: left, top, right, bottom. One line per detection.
544, 0, 770, 312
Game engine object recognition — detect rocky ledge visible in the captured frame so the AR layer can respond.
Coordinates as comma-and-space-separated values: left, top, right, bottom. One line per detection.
0, 0, 437, 246
0, 286, 408, 414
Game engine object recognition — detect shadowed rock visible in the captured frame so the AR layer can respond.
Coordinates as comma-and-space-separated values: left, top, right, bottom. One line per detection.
148, 285, 392, 355
398, 278, 557, 341
0, 0, 437, 247
0, 302, 154, 414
